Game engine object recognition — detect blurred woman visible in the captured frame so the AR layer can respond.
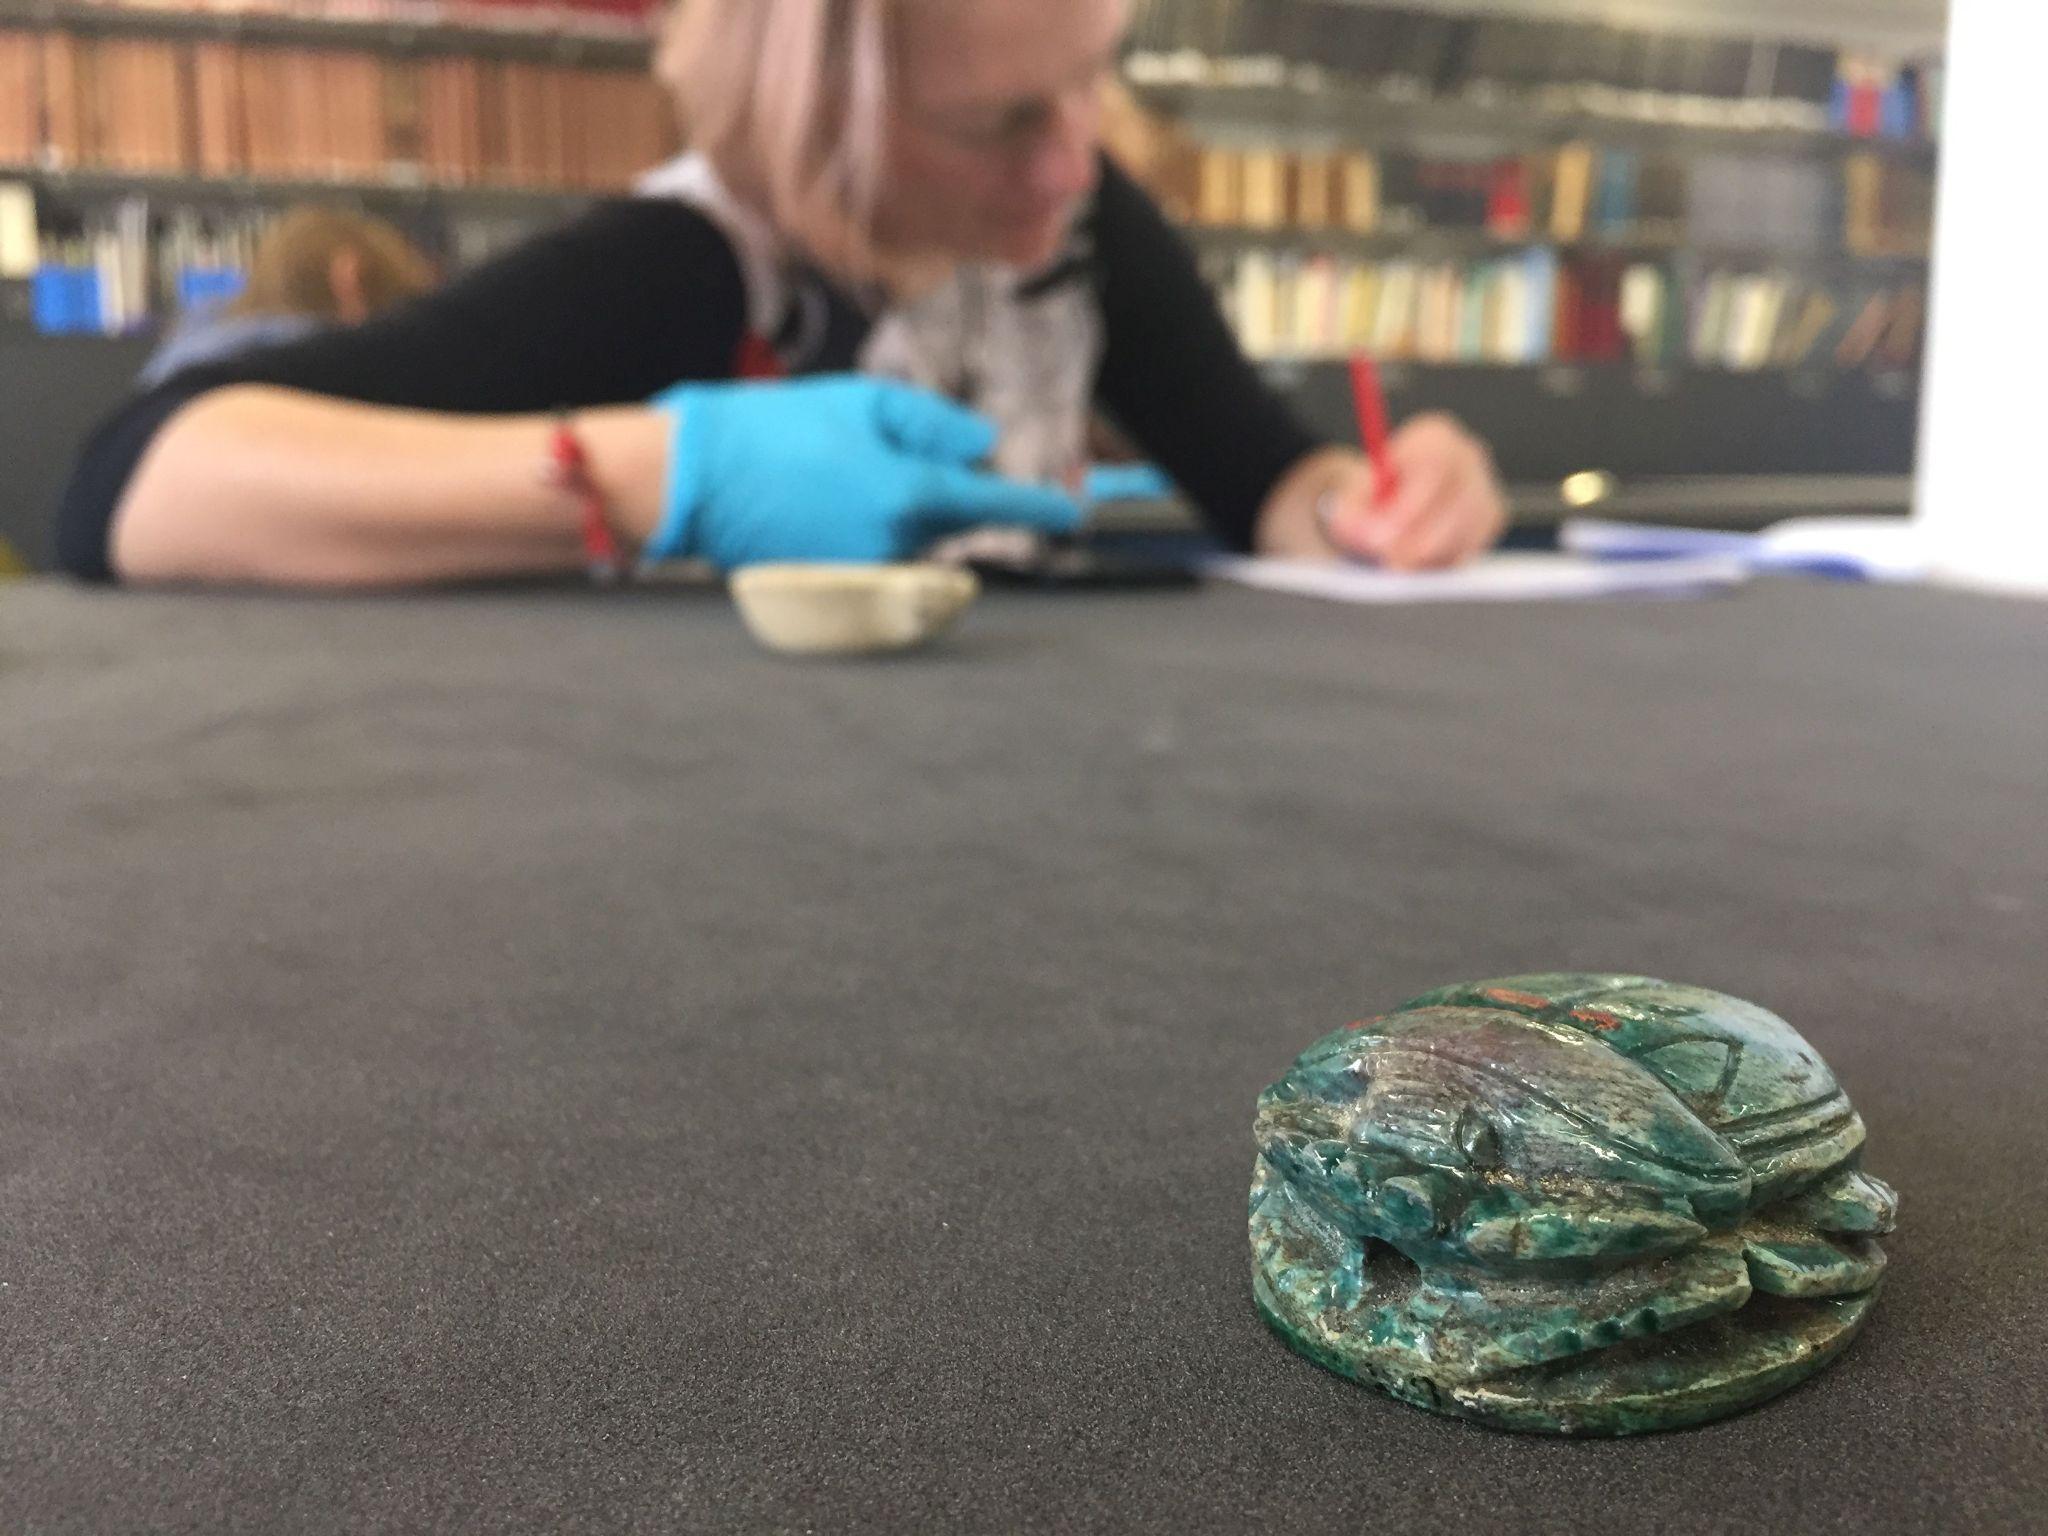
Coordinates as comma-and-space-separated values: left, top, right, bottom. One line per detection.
58, 0, 1505, 587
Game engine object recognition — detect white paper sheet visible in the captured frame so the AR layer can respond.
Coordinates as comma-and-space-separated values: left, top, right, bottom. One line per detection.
1204, 553, 1751, 605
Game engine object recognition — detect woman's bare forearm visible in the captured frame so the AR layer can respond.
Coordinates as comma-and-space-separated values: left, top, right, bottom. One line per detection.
110, 386, 665, 587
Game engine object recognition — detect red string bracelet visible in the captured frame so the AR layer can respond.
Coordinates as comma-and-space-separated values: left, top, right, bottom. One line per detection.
546, 412, 627, 583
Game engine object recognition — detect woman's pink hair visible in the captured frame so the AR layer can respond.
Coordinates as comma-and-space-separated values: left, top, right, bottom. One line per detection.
659, 0, 900, 281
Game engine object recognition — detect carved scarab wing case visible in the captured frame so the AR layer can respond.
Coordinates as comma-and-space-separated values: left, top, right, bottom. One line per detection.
1250, 975, 1897, 1435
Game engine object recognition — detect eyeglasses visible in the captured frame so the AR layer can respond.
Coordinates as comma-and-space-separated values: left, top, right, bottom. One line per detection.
913, 70, 1111, 159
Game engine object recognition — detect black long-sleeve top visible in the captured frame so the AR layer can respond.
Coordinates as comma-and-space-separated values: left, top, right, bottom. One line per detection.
54, 158, 1323, 581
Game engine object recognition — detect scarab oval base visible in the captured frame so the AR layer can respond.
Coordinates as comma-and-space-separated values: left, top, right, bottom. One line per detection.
1249, 976, 1895, 1436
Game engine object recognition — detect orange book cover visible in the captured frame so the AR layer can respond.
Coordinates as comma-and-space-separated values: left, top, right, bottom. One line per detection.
558, 68, 586, 189
239, 45, 287, 178
448, 57, 478, 182
130, 40, 162, 171
324, 51, 378, 178
147, 40, 193, 173
41, 32, 91, 168
561, 68, 593, 190
170, 38, 203, 172
361, 53, 393, 177
192, 42, 244, 175
537, 63, 568, 187
571, 68, 606, 190
418, 58, 452, 180
381, 57, 424, 176
0, 30, 42, 166
252, 44, 283, 178
283, 48, 330, 178
580, 71, 618, 190
89, 39, 137, 171
473, 59, 505, 183
116, 40, 151, 171
131, 40, 168, 171
457, 58, 487, 182
501, 61, 542, 186
422, 57, 483, 183
317, 51, 353, 177
608, 75, 638, 189
614, 72, 651, 189
120, 39, 167, 172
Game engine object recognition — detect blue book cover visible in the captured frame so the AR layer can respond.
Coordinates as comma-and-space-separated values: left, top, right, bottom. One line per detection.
30, 267, 73, 334
31, 264, 103, 335
1521, 246, 1558, 363
177, 266, 247, 311
1880, 81, 1913, 140
1594, 151, 1640, 236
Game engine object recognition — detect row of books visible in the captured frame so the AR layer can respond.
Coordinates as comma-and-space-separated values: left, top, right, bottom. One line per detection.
19, 216, 169, 337
1128, 1, 1938, 134
0, 28, 676, 188
1213, 248, 1925, 373
1, 187, 548, 333
9, 192, 1928, 381
1832, 59, 1941, 143
1119, 132, 1933, 260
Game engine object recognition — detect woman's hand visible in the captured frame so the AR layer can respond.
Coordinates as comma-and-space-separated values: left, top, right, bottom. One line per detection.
1257, 415, 1508, 570
641, 375, 1082, 570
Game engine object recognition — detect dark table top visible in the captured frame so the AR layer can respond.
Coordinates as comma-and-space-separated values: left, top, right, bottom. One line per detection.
2, 577, 2043, 1534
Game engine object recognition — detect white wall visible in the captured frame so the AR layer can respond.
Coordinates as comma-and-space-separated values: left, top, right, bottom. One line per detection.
1914, 1, 2048, 594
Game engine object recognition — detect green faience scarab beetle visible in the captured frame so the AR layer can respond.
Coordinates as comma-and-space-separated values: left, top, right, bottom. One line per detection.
1249, 975, 1897, 1435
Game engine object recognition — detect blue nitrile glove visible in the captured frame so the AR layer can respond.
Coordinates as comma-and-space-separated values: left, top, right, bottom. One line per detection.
644, 375, 1083, 569
1082, 463, 1176, 504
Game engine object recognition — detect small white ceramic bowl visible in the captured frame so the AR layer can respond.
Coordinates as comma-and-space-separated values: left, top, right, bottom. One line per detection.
728, 563, 981, 656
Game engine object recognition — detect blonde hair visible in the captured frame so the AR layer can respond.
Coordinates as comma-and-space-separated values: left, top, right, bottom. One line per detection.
660, 0, 898, 282
226, 205, 438, 322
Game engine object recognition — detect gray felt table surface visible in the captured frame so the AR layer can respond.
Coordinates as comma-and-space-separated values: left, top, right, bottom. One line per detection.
1, 576, 2043, 1534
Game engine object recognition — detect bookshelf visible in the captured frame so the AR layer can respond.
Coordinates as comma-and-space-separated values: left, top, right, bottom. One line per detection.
1109, 0, 1937, 471
0, 17, 675, 188
0, 0, 655, 67
1187, 225, 1930, 275
0, 0, 675, 339
1131, 77, 1940, 169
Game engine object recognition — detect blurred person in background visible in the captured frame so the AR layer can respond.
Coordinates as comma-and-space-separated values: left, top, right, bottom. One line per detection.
57, 0, 1506, 588
137, 206, 438, 390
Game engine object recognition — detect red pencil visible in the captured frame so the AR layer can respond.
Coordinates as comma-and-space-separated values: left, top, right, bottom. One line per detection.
1349, 352, 1398, 507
